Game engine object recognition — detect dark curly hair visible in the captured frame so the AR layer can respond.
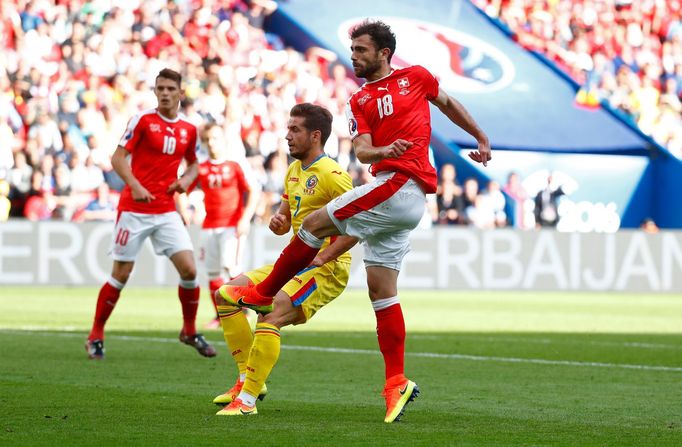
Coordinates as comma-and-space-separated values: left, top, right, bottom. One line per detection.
349, 19, 396, 63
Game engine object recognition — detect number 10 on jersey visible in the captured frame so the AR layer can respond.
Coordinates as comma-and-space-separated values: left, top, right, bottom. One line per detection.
377, 95, 393, 118
163, 135, 176, 154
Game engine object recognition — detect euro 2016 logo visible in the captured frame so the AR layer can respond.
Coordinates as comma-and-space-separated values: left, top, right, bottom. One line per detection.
348, 118, 358, 135
304, 175, 318, 195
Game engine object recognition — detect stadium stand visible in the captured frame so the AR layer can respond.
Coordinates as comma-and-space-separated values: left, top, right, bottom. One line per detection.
0, 0, 370, 224
1, 0, 680, 229
472, 0, 682, 158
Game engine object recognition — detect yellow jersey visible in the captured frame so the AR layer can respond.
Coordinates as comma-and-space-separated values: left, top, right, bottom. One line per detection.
283, 154, 353, 263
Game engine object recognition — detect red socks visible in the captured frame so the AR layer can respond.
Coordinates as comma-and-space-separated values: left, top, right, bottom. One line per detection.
375, 304, 406, 380
178, 285, 200, 336
256, 235, 320, 297
89, 282, 201, 340
89, 282, 122, 341
208, 278, 224, 315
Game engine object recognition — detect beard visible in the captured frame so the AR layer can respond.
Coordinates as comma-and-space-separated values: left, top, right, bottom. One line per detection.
354, 58, 383, 79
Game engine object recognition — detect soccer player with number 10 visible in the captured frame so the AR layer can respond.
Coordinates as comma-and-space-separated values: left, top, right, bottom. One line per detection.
85, 68, 216, 360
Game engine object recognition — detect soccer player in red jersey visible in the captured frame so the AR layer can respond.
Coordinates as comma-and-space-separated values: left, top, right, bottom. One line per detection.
85, 68, 216, 360
220, 20, 491, 422
194, 122, 259, 327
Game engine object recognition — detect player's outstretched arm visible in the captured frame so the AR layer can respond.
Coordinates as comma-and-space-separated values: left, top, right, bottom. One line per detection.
431, 88, 491, 167
353, 134, 413, 164
269, 200, 291, 235
111, 145, 155, 202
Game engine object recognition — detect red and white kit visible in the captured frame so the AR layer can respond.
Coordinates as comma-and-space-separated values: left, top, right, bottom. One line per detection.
336, 65, 440, 269
195, 158, 251, 277
111, 108, 198, 261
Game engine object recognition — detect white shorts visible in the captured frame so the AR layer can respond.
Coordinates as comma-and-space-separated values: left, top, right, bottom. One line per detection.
199, 227, 245, 278
110, 211, 194, 262
327, 171, 425, 270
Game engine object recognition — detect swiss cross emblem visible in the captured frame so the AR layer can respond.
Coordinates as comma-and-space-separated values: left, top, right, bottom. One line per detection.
398, 77, 410, 88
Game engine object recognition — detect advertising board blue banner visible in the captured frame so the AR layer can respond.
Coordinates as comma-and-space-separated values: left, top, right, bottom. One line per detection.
272, 0, 651, 154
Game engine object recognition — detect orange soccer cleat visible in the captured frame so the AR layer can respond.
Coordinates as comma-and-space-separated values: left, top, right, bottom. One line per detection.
382, 375, 420, 423
213, 379, 268, 406
217, 284, 274, 314
216, 398, 258, 416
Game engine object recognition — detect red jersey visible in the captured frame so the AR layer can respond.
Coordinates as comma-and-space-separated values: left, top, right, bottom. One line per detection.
117, 109, 198, 213
194, 159, 251, 229
346, 65, 439, 193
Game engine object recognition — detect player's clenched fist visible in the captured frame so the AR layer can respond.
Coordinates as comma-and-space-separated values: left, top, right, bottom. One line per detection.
269, 213, 290, 235
383, 139, 413, 159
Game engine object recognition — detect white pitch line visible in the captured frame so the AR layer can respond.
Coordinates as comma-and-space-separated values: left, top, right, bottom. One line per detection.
281, 345, 682, 372
420, 334, 682, 350
277, 332, 682, 350
2, 329, 682, 373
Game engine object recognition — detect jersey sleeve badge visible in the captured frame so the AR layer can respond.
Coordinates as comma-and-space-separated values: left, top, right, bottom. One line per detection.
348, 118, 357, 135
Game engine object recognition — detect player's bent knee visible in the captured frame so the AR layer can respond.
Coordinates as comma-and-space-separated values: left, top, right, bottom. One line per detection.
263, 300, 302, 328
170, 251, 197, 280
215, 290, 229, 306
177, 266, 197, 281
261, 311, 297, 329
301, 210, 325, 236
302, 209, 337, 239
178, 262, 197, 279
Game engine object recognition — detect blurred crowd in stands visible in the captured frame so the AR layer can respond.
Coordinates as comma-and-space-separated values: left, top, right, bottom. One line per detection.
0, 0, 665, 231
0, 0, 366, 225
473, 0, 682, 158
0, 0, 527, 230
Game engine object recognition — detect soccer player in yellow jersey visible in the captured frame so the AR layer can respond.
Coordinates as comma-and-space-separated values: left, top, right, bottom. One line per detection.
213, 103, 358, 416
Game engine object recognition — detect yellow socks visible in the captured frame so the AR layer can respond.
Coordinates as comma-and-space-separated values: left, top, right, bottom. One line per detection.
217, 305, 253, 375
218, 313, 281, 401
243, 323, 281, 397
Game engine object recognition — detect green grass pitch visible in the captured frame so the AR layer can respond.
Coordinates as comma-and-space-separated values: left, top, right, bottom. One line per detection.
1, 287, 681, 446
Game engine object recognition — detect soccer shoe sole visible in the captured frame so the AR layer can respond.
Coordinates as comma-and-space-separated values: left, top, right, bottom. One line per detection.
213, 384, 268, 406
384, 380, 420, 423
216, 404, 258, 416
218, 286, 273, 315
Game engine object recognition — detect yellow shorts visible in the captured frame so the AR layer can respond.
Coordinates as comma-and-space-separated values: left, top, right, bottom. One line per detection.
245, 260, 350, 322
